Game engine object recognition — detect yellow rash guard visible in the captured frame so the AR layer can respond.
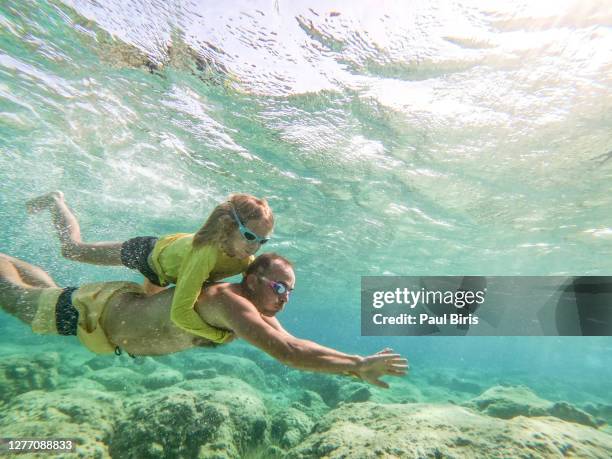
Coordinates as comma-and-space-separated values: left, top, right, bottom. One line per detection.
149, 233, 252, 339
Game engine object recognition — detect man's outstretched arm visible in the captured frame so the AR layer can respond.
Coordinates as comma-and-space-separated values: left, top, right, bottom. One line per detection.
220, 295, 408, 387
263, 316, 370, 360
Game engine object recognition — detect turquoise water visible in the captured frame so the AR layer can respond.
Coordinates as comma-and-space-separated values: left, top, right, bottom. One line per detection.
1, 1, 611, 457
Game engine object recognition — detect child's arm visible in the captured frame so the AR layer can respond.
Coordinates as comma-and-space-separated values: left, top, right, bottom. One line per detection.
170, 246, 217, 336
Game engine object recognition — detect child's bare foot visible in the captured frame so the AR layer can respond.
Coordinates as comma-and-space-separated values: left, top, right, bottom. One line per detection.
26, 191, 64, 214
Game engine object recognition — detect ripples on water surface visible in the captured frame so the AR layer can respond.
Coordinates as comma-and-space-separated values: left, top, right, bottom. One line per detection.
0, 0, 611, 377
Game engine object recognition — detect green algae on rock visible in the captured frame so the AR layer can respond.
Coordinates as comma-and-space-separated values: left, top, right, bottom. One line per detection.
0, 389, 123, 458
87, 366, 144, 392
142, 367, 184, 390
271, 407, 315, 448
286, 402, 612, 458
160, 352, 268, 389
465, 385, 603, 428
0, 353, 60, 402
111, 385, 268, 458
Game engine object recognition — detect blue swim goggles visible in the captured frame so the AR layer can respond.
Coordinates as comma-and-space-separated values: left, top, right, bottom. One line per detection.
230, 206, 270, 244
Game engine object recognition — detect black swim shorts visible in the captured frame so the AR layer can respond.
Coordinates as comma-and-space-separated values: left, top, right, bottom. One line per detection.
56, 287, 79, 336
54, 286, 134, 357
120, 236, 162, 286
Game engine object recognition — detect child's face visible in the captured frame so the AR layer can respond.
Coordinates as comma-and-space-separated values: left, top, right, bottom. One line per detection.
223, 217, 273, 258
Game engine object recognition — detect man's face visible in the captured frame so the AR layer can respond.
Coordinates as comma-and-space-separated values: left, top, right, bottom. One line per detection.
252, 261, 296, 317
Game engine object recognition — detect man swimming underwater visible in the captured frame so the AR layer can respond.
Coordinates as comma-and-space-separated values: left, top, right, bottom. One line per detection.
0, 252, 407, 388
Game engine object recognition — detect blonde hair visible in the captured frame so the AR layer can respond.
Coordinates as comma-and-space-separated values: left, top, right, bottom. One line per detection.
193, 194, 274, 248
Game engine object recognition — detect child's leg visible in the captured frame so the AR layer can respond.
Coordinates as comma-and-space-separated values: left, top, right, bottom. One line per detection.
27, 191, 123, 265
0, 254, 53, 324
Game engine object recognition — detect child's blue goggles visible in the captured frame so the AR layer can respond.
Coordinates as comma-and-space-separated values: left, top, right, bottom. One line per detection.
230, 206, 270, 244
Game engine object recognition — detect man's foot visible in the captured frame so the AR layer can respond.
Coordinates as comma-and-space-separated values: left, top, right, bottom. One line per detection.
26, 191, 64, 214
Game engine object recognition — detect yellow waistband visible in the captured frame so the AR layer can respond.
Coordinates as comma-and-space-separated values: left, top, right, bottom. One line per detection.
31, 288, 64, 335
72, 281, 144, 354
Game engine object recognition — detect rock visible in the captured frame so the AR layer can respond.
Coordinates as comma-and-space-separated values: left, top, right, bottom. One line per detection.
465, 385, 550, 419
170, 352, 267, 388
383, 382, 424, 404
465, 385, 601, 427
58, 359, 92, 378
286, 402, 612, 458
233, 345, 288, 377
271, 408, 314, 448
339, 382, 372, 403
88, 367, 143, 392
131, 357, 167, 375
33, 352, 61, 369
178, 375, 258, 395
291, 390, 329, 419
264, 374, 285, 392
258, 444, 285, 458
186, 369, 218, 380
0, 352, 60, 402
550, 401, 603, 428
111, 384, 268, 458
450, 377, 483, 394
142, 368, 184, 389
85, 355, 115, 371
583, 402, 612, 425
422, 369, 485, 395
0, 389, 123, 458
287, 372, 341, 407
85, 354, 163, 373
57, 377, 107, 392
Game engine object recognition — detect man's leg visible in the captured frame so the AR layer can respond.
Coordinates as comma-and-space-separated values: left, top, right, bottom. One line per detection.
26, 191, 124, 265
0, 254, 55, 324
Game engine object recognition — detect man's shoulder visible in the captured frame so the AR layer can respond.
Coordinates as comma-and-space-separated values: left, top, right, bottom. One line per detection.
199, 283, 250, 310
197, 283, 260, 332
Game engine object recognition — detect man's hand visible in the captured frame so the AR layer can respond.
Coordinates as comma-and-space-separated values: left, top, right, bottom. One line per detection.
355, 348, 408, 388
